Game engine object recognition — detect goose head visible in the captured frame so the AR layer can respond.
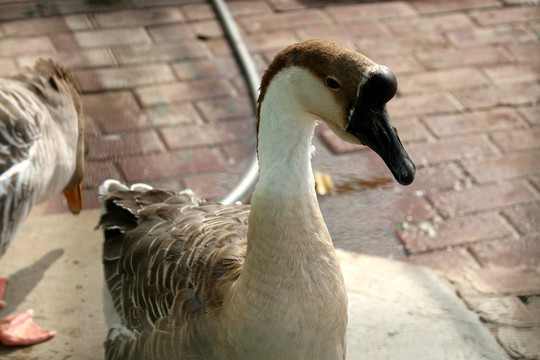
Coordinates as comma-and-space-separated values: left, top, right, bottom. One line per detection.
257, 39, 415, 185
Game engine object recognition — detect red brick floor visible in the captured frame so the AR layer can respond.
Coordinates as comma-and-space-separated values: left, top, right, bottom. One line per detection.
2, 0, 539, 358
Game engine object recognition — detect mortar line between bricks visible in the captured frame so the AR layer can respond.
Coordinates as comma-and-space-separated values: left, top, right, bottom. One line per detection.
460, 244, 484, 267
473, 65, 493, 84
113, 159, 129, 183
129, 88, 145, 113
485, 132, 508, 156
423, 191, 452, 221
318, 7, 338, 26
417, 115, 441, 140
445, 90, 467, 112
393, 231, 413, 258
465, 11, 484, 28
48, 33, 61, 54
155, 141, 236, 153
153, 127, 170, 152
175, 5, 189, 21
462, 197, 540, 220
86, 13, 101, 30
524, 179, 540, 198
515, 105, 539, 125
449, 159, 475, 188
528, 178, 540, 193
408, 50, 428, 74
526, 22, 539, 34
193, 100, 214, 124
110, 160, 127, 184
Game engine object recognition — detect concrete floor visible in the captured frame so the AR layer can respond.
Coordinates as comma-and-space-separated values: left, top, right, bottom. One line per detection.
0, 210, 508, 360
0, 210, 107, 360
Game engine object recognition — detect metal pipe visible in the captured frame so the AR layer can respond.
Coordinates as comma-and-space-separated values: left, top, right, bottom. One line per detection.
210, 0, 260, 205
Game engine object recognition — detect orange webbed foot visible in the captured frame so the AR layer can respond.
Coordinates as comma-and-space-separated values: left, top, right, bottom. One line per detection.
0, 310, 55, 346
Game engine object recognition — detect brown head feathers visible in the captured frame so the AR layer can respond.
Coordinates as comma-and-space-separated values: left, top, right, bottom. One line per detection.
256, 39, 375, 128
11, 59, 83, 118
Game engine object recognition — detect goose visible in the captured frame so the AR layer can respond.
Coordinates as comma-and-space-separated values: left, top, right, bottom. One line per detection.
0, 59, 86, 346
98, 39, 415, 360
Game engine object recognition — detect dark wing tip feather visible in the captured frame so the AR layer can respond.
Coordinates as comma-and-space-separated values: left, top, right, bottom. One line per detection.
99, 181, 251, 355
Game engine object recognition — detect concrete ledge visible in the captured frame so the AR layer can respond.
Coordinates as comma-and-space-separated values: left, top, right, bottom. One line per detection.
340, 250, 508, 359
0, 210, 107, 359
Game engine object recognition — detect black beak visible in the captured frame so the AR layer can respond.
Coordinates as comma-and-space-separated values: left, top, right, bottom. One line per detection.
346, 66, 415, 185
346, 104, 415, 185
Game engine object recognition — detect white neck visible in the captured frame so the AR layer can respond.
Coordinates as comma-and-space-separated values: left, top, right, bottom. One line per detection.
251, 68, 328, 255
258, 67, 329, 198
222, 69, 347, 359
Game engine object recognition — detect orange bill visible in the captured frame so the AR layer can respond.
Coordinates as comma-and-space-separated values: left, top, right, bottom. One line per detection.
63, 182, 83, 214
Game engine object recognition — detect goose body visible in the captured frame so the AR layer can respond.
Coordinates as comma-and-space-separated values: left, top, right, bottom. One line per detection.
0, 60, 86, 345
99, 39, 415, 359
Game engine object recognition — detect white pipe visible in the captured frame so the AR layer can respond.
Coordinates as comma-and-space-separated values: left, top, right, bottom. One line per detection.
210, 0, 260, 205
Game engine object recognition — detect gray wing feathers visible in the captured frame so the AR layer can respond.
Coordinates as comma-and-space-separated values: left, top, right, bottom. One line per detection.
0, 172, 34, 255
0, 83, 42, 173
0, 80, 44, 253
99, 186, 249, 359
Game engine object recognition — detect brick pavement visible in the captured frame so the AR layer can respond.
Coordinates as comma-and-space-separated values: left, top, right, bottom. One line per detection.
1, 0, 539, 358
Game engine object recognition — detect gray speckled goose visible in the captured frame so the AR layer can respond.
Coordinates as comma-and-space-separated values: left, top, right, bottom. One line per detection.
98, 39, 415, 360
0, 59, 86, 346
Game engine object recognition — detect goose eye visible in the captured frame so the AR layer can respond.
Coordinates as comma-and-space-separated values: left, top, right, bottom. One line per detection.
325, 77, 341, 89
